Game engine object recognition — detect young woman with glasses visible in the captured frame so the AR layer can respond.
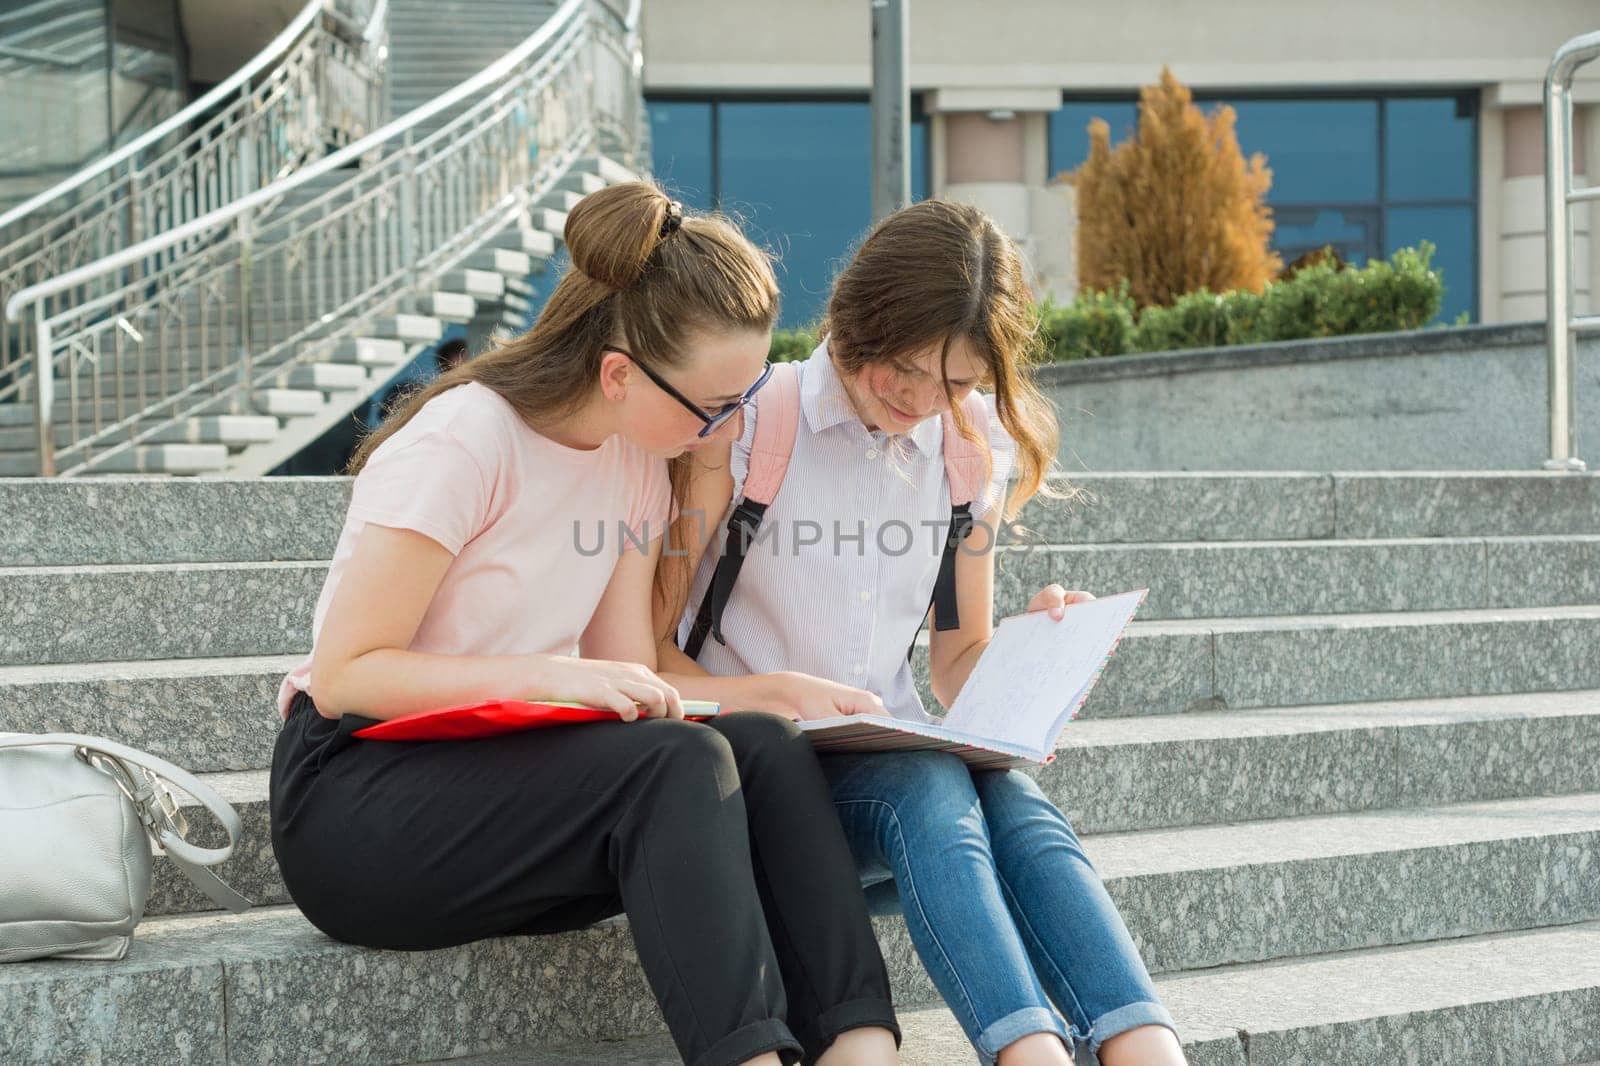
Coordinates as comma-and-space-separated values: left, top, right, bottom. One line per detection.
270, 183, 903, 1066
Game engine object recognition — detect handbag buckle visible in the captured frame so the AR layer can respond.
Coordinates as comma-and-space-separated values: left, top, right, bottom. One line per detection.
75, 747, 190, 846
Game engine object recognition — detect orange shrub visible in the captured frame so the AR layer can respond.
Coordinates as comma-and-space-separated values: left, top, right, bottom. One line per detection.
1067, 68, 1281, 307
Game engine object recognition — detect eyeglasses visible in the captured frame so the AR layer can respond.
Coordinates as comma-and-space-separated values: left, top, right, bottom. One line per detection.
606, 347, 774, 438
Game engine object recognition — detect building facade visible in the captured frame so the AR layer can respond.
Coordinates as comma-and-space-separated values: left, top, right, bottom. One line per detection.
642, 0, 1600, 328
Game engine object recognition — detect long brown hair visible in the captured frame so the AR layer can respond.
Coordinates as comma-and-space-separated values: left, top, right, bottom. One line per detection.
819, 199, 1065, 521
348, 181, 779, 475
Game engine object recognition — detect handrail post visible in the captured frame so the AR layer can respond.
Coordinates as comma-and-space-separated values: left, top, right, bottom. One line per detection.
238, 210, 256, 412
400, 130, 418, 298
1543, 30, 1600, 474
1543, 54, 1582, 472
33, 317, 56, 476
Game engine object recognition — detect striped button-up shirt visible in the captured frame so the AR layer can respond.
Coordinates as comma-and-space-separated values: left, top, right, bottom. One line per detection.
676, 343, 1015, 721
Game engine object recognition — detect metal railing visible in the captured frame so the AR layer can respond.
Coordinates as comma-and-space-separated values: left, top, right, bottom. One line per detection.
3, 0, 643, 476
0, 1, 104, 74
1544, 28, 1600, 473
0, 0, 387, 385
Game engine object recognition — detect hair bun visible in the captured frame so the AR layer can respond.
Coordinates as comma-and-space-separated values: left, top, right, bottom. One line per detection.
564, 182, 679, 290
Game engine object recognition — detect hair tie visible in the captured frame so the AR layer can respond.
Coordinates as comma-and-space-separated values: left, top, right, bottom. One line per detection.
659, 200, 683, 238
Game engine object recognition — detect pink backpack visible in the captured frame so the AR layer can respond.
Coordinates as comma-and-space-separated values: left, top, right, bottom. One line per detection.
683, 360, 993, 659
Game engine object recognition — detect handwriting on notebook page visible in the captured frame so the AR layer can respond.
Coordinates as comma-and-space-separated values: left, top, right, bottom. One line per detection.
942, 590, 1146, 753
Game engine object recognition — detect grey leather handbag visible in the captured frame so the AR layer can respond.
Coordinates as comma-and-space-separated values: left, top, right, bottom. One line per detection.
0, 732, 252, 963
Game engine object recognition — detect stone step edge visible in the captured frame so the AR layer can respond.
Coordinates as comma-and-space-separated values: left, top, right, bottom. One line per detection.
10, 532, 1600, 569
7, 906, 1596, 1065
164, 775, 1600, 885
441, 921, 1600, 1064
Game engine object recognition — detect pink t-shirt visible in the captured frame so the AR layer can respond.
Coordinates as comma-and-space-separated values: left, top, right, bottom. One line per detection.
277, 381, 672, 718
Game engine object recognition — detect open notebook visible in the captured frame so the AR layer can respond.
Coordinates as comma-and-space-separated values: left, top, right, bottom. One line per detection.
798, 589, 1147, 770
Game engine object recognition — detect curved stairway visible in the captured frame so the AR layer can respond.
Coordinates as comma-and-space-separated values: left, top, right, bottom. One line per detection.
0, 0, 644, 478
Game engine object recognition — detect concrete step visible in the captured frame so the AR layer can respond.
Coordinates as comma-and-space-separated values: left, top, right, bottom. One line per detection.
1000, 534, 1600, 619
0, 479, 349, 566
251, 388, 327, 417
268, 362, 373, 392
578, 154, 642, 186
435, 1009, 973, 1066
1, 359, 358, 408
555, 170, 607, 197
6, 628, 1596, 831
0, 415, 280, 453
0, 561, 324, 665
440, 268, 507, 301
62, 734, 1600, 956
372, 313, 445, 344
417, 291, 477, 324
327, 336, 410, 366
468, 924, 1600, 1065
536, 188, 584, 213
7, 889, 1598, 1063
1026, 471, 1600, 543
0, 443, 229, 477
1044, 688, 1600, 832
530, 207, 568, 239
6, 368, 253, 402
488, 226, 557, 257
465, 247, 535, 277
3, 471, 1592, 563
129, 746, 1600, 947
910, 604, 1600, 718
0, 655, 295, 770
3, 552, 1599, 707
1, 390, 326, 431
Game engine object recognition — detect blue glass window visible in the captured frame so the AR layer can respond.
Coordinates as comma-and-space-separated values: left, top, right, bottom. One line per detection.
648, 101, 714, 211
1047, 102, 1138, 180
719, 102, 874, 327
645, 97, 931, 328
1385, 96, 1475, 202
1228, 100, 1378, 205
1386, 205, 1475, 323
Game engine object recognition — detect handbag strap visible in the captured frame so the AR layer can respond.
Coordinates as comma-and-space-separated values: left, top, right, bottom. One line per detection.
0, 732, 252, 913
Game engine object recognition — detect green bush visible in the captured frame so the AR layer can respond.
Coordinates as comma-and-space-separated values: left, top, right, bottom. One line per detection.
1037, 283, 1136, 361
1251, 242, 1442, 342
769, 326, 819, 363
1041, 243, 1445, 359
1131, 288, 1267, 352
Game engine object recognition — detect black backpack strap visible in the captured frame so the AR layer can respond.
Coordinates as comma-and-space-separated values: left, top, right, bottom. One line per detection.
908, 501, 977, 663
932, 501, 975, 632
683, 498, 770, 660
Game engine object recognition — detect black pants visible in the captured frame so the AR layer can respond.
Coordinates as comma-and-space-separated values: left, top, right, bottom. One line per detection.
269, 693, 898, 1066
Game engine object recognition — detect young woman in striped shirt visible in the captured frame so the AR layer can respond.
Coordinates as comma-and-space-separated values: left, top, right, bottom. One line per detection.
653, 201, 1186, 1066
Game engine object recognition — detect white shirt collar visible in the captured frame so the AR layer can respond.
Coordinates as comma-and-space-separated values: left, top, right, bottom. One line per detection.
799, 340, 941, 457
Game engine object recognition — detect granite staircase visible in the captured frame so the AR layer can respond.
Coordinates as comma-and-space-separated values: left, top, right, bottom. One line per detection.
3, 470, 1597, 1063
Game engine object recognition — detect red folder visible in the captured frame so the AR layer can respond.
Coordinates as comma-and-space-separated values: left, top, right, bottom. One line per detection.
352, 699, 721, 741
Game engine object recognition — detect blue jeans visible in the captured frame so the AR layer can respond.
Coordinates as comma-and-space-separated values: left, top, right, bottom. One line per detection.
821, 751, 1177, 1063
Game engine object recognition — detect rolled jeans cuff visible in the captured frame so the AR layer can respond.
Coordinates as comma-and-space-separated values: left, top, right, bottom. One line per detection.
1087, 999, 1180, 1053
975, 1005, 1074, 1065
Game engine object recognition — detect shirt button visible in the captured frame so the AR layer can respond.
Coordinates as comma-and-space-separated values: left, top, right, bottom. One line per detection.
859, 589, 871, 602
866, 449, 878, 460
852, 663, 865, 676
